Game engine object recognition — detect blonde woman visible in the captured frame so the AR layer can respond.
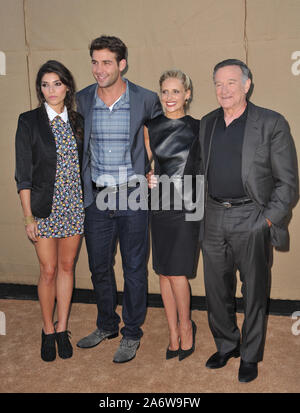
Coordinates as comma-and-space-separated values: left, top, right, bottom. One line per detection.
145, 70, 201, 360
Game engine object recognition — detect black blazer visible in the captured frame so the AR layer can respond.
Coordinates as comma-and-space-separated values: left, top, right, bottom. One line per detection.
15, 105, 84, 218
199, 101, 299, 250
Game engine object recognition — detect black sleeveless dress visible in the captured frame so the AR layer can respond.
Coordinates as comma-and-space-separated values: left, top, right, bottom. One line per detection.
147, 114, 201, 277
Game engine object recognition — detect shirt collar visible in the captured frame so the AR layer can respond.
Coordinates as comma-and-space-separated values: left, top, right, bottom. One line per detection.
218, 103, 248, 122
44, 102, 68, 122
94, 79, 129, 111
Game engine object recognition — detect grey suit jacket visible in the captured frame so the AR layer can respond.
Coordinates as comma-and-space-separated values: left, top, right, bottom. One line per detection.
199, 101, 299, 250
76, 79, 162, 207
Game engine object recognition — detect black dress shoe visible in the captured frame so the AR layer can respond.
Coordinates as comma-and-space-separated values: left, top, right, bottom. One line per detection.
178, 320, 197, 361
206, 347, 240, 369
55, 330, 73, 359
41, 330, 56, 362
166, 347, 179, 360
238, 360, 258, 383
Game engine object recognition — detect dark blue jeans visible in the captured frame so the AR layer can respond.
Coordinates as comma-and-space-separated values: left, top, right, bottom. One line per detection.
84, 192, 149, 340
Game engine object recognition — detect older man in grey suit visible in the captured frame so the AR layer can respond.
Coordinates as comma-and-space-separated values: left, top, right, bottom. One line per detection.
200, 59, 298, 382
76, 36, 162, 363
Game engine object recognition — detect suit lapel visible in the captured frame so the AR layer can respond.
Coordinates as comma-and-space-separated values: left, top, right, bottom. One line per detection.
128, 81, 143, 147
83, 85, 97, 154
201, 110, 219, 174
241, 102, 261, 184
37, 106, 56, 155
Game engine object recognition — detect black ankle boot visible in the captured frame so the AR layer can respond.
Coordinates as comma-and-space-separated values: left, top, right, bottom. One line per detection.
55, 330, 73, 359
41, 330, 56, 362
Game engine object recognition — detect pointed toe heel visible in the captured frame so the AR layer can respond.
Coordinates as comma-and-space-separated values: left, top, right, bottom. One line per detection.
179, 320, 197, 361
166, 347, 179, 360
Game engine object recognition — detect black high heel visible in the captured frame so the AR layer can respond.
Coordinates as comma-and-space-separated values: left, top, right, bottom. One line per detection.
166, 347, 179, 360
178, 320, 197, 361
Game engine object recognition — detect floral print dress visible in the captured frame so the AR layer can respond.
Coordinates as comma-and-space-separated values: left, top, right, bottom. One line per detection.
36, 115, 84, 238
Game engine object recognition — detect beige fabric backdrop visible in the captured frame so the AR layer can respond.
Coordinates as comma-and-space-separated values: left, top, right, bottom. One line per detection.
0, 0, 299, 299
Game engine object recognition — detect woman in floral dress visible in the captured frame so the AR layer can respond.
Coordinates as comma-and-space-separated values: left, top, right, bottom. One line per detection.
15, 60, 84, 362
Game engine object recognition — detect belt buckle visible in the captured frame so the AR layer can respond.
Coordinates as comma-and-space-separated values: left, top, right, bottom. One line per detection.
223, 201, 232, 208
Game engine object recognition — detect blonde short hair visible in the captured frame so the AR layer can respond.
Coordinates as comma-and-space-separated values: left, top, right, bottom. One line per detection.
159, 69, 192, 93
159, 69, 192, 104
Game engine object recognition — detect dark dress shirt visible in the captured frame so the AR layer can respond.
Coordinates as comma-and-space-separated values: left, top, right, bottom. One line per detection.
208, 106, 248, 199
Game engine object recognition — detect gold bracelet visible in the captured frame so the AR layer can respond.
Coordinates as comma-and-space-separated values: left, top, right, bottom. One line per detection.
23, 215, 35, 226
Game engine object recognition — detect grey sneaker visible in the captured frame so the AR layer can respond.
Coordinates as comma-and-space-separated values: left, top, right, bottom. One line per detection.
113, 338, 140, 363
76, 328, 118, 348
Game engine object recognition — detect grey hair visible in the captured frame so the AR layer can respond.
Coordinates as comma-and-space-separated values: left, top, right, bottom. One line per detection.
213, 59, 252, 84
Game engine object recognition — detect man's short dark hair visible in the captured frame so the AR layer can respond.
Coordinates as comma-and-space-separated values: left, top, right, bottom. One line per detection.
213, 59, 252, 84
89, 35, 128, 63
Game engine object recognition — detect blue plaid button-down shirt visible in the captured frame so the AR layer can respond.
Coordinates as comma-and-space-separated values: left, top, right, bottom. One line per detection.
90, 80, 136, 186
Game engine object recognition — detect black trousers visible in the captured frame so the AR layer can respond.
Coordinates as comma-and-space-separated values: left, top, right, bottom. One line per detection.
202, 198, 272, 363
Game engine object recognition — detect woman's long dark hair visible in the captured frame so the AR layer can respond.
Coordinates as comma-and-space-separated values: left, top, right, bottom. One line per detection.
35, 60, 83, 140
